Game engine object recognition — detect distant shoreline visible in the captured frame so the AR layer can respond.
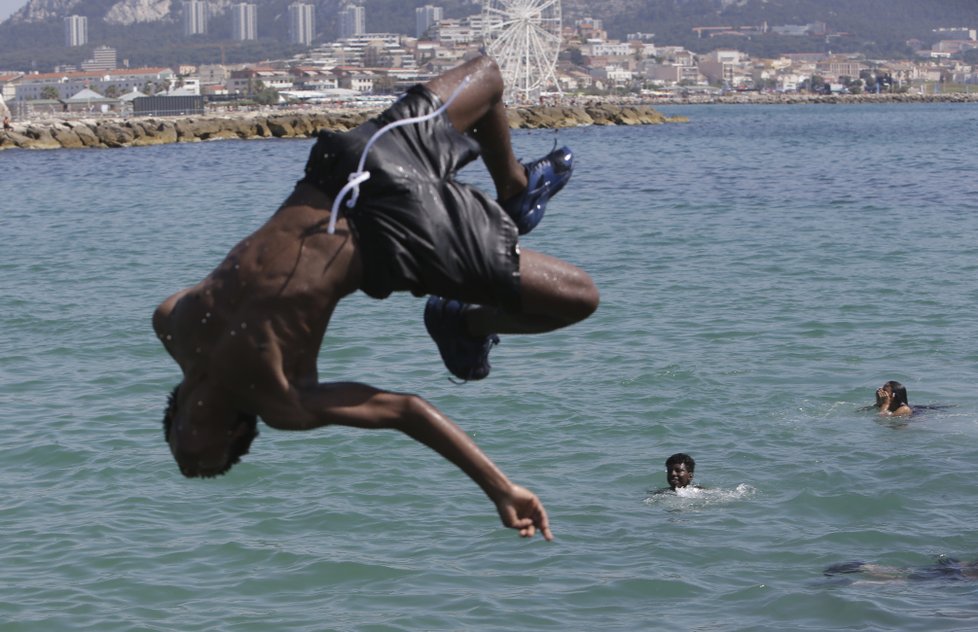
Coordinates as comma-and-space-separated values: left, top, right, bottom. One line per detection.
2, 92, 976, 151
623, 91, 978, 106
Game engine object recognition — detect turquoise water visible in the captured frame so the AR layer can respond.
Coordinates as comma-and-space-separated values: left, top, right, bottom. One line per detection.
2, 103, 978, 630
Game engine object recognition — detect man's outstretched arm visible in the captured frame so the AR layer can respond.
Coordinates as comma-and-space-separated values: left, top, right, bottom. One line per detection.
260, 382, 553, 540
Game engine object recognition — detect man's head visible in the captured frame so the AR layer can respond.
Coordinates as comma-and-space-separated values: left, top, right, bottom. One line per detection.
163, 383, 259, 478
665, 453, 695, 490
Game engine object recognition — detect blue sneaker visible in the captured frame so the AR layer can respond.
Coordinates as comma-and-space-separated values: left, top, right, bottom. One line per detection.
424, 296, 499, 381
501, 145, 574, 235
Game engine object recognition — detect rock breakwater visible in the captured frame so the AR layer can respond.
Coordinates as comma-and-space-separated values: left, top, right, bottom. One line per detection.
0, 104, 681, 151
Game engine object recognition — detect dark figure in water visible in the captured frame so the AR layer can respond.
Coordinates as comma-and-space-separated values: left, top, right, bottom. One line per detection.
825, 556, 978, 582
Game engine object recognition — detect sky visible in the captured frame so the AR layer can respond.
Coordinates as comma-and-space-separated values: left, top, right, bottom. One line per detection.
0, 0, 26, 22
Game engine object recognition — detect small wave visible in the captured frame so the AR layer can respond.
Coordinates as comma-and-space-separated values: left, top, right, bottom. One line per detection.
644, 483, 756, 510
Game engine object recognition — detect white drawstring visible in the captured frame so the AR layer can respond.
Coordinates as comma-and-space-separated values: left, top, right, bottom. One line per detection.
327, 77, 471, 234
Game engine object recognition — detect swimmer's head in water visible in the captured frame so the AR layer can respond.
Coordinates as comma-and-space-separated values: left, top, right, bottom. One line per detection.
877, 380, 910, 410
665, 452, 695, 490
163, 383, 259, 478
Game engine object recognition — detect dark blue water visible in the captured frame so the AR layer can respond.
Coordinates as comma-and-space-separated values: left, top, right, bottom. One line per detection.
2, 103, 978, 630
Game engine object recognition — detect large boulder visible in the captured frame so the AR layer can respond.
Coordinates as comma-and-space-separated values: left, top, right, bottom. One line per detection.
584, 105, 616, 125
126, 120, 176, 145
68, 122, 103, 147
266, 115, 296, 137
173, 118, 203, 142
94, 122, 136, 147
50, 124, 86, 148
2, 129, 34, 148
22, 125, 63, 148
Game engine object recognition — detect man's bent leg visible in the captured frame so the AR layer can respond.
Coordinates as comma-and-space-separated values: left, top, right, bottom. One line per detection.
464, 249, 599, 336
425, 55, 526, 202
425, 55, 573, 234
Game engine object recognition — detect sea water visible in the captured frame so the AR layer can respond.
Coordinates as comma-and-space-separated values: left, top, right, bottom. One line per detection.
2, 103, 978, 631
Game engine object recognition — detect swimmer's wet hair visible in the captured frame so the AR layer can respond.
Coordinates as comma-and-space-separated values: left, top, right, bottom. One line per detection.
665, 453, 695, 472
162, 384, 259, 478
885, 380, 910, 408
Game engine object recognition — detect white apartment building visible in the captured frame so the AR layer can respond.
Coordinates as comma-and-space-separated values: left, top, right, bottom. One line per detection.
582, 41, 633, 57
932, 27, 977, 41
338, 4, 365, 39
183, 0, 208, 36
698, 49, 749, 85
231, 3, 257, 41
64, 15, 87, 48
335, 33, 402, 65
81, 45, 118, 71
429, 18, 479, 45
590, 64, 633, 88
415, 5, 443, 38
289, 2, 315, 45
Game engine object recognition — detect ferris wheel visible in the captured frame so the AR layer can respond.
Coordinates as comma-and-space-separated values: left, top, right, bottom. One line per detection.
481, 0, 563, 102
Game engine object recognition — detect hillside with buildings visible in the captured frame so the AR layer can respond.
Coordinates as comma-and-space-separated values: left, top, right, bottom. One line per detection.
2, 0, 978, 70
0, 0, 976, 123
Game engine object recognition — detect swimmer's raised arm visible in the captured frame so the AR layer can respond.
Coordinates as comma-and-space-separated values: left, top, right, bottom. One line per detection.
259, 381, 553, 541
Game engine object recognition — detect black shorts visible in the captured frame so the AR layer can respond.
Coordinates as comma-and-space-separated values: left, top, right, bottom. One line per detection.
298, 85, 521, 310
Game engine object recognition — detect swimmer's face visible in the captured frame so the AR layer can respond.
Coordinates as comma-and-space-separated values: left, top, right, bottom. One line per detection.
167, 383, 258, 478
667, 462, 693, 490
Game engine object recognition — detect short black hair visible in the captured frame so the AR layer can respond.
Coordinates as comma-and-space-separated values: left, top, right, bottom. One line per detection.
162, 383, 259, 478
665, 453, 695, 472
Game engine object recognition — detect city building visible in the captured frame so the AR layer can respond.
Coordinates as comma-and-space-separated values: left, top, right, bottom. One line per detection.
231, 3, 258, 41
575, 17, 606, 41
12, 67, 175, 101
64, 15, 88, 48
415, 5, 443, 38
0, 73, 22, 103
182, 0, 208, 36
81, 45, 118, 71
698, 49, 749, 86
289, 2, 316, 46
338, 4, 365, 39
932, 27, 977, 41
429, 17, 480, 46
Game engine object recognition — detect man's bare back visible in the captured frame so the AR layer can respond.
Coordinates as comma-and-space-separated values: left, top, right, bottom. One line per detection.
154, 186, 358, 420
